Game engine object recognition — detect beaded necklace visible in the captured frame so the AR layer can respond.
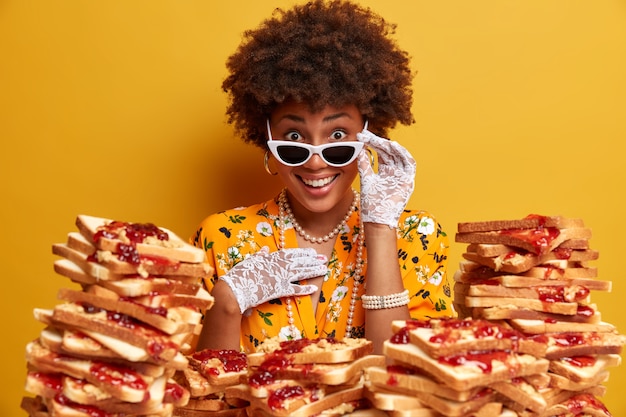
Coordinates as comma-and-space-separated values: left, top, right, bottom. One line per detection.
277, 188, 364, 339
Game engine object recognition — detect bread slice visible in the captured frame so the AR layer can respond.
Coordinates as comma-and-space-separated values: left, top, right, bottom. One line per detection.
248, 337, 373, 366
456, 227, 592, 256
544, 332, 625, 360
462, 296, 579, 315
56, 286, 197, 335
366, 365, 484, 402
76, 214, 206, 263
49, 302, 185, 363
508, 319, 616, 334
383, 341, 550, 391
188, 349, 248, 386
362, 382, 426, 411
548, 354, 621, 382
539, 393, 610, 417
367, 379, 497, 417
249, 354, 385, 387
549, 370, 609, 391
462, 247, 599, 274
26, 339, 155, 403
62, 232, 212, 278
454, 282, 591, 304
471, 304, 602, 324
453, 270, 611, 292
406, 318, 547, 358
489, 377, 547, 413
457, 216, 585, 233
227, 382, 364, 417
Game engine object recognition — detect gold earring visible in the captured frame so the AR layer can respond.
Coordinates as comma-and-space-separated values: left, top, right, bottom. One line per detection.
264, 151, 278, 175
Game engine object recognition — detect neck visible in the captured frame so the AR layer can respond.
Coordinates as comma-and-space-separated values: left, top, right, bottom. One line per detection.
279, 188, 358, 244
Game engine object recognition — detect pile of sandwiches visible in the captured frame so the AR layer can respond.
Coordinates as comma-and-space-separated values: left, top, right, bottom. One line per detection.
448, 214, 624, 416
21, 214, 215, 417
21, 213, 625, 417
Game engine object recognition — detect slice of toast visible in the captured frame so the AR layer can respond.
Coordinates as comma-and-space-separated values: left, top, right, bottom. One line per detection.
249, 354, 385, 387
63, 232, 212, 278
49, 302, 185, 363
489, 377, 547, 413
463, 247, 599, 274
383, 341, 550, 391
402, 318, 546, 359
471, 304, 602, 324
457, 215, 585, 233
544, 332, 626, 360
26, 339, 155, 403
456, 227, 592, 256
366, 365, 484, 402
508, 319, 616, 335
548, 354, 622, 382
188, 349, 248, 386
247, 337, 373, 366
56, 286, 197, 335
76, 214, 206, 264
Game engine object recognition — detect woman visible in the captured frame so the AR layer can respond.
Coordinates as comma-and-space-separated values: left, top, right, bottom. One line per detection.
192, 0, 452, 354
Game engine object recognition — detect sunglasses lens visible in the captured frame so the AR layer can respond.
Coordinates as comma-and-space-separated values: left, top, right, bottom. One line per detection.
322, 146, 357, 165
276, 145, 310, 165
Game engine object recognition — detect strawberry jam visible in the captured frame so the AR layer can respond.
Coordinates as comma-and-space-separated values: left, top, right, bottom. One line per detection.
191, 349, 247, 374
500, 223, 560, 255
562, 355, 597, 367
438, 350, 509, 373
94, 221, 169, 244
89, 362, 148, 391
268, 385, 307, 410
55, 395, 111, 417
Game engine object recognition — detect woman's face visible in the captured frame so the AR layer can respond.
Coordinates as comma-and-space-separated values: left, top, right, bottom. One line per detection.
268, 102, 365, 215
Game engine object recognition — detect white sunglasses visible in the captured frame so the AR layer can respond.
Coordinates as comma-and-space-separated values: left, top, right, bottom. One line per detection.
266, 119, 367, 167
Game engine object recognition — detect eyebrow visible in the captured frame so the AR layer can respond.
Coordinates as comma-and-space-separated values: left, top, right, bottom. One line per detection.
277, 112, 354, 124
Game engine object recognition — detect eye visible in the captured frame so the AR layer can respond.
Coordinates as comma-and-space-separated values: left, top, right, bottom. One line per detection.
329, 130, 348, 141
285, 131, 303, 141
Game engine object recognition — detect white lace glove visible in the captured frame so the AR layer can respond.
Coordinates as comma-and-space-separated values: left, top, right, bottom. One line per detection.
357, 129, 416, 229
219, 247, 327, 314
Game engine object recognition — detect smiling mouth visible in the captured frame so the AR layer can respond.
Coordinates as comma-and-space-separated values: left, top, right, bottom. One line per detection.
301, 175, 337, 188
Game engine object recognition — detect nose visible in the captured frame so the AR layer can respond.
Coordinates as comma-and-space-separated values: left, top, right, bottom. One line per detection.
303, 150, 328, 169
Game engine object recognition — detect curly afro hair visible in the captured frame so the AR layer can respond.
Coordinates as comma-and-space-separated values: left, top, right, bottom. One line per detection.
222, 0, 415, 148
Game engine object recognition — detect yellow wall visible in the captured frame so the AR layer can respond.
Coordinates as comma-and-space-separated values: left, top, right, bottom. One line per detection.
1, 1, 625, 415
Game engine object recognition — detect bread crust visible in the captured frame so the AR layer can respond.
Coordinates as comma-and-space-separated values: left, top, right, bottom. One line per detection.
76, 214, 206, 264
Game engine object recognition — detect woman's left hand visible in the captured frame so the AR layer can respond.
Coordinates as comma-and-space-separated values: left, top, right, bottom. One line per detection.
357, 129, 416, 229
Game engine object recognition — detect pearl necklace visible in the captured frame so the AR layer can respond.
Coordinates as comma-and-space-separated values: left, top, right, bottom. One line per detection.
277, 189, 364, 339
279, 189, 359, 244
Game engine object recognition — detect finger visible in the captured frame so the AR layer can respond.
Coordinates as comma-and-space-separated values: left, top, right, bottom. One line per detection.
359, 130, 413, 168
357, 150, 375, 178
279, 247, 319, 260
291, 265, 328, 281
290, 284, 319, 296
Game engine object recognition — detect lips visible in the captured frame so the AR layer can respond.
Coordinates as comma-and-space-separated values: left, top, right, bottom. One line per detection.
301, 175, 336, 188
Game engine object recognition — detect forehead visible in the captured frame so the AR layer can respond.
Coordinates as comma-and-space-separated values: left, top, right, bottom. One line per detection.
271, 102, 362, 124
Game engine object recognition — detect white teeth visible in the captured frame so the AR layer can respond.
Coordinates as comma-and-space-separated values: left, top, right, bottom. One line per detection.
302, 176, 335, 188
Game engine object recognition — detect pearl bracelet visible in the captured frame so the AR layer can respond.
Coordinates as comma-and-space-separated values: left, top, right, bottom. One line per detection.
361, 289, 410, 310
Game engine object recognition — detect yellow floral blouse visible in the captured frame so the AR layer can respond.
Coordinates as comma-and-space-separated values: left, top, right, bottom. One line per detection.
191, 193, 453, 353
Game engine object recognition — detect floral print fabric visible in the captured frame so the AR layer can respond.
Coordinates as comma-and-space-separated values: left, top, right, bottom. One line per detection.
191, 194, 452, 353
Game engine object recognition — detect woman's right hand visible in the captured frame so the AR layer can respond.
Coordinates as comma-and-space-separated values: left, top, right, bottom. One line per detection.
219, 247, 327, 314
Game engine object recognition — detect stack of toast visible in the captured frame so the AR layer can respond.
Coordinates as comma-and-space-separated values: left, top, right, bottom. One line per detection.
452, 214, 625, 416
172, 348, 249, 416
365, 317, 551, 417
225, 337, 385, 416
21, 215, 215, 417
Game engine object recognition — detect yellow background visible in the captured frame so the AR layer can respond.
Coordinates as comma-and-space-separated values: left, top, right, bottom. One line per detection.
1, 1, 625, 415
